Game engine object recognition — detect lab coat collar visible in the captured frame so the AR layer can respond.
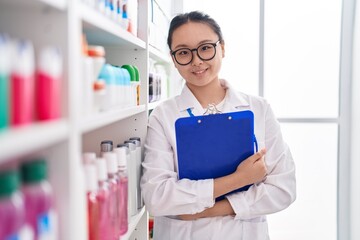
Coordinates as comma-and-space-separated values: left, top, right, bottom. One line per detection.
176, 79, 250, 116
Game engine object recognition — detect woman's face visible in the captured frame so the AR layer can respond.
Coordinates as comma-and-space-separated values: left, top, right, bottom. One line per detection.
170, 22, 225, 89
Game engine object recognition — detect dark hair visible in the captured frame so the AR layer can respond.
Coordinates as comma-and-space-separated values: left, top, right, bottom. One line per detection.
167, 11, 224, 50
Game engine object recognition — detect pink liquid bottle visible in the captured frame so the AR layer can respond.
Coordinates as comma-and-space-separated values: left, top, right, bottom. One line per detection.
11, 39, 35, 126
20, 158, 57, 240
0, 170, 26, 240
84, 162, 99, 240
114, 146, 129, 236
36, 46, 62, 121
95, 157, 112, 240
103, 152, 121, 239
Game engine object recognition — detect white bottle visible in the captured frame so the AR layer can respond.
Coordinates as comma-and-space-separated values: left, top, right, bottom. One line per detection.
129, 137, 143, 209
123, 140, 138, 216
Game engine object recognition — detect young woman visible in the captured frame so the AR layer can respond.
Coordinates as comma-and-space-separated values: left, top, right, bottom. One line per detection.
140, 11, 296, 240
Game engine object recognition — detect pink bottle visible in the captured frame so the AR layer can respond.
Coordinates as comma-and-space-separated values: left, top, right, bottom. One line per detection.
84, 162, 99, 240
95, 157, 112, 240
114, 146, 129, 236
103, 152, 121, 239
20, 159, 57, 240
0, 170, 26, 240
36, 46, 62, 121
11, 39, 35, 126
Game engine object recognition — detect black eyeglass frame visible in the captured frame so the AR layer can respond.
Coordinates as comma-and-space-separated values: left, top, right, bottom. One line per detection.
170, 40, 221, 66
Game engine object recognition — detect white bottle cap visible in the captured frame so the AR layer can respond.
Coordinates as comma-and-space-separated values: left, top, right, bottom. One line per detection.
95, 157, 107, 181
83, 152, 96, 164
84, 163, 98, 192
103, 152, 117, 174
124, 140, 136, 151
38, 46, 62, 79
129, 137, 141, 147
114, 148, 127, 168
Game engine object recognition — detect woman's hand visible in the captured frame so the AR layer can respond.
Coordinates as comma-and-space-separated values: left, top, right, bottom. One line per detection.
235, 148, 267, 186
213, 149, 267, 200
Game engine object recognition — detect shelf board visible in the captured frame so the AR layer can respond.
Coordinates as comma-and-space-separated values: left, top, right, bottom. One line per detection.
0, 120, 69, 163
148, 100, 166, 110
79, 3, 146, 49
81, 105, 146, 133
121, 206, 146, 240
149, 45, 171, 63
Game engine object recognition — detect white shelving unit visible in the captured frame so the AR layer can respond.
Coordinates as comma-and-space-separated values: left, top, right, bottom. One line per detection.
0, 0, 182, 239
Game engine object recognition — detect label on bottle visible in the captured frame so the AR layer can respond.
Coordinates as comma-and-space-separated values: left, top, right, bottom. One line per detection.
37, 210, 58, 240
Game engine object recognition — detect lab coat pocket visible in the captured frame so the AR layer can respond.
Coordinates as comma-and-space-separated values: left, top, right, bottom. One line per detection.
242, 217, 269, 240
153, 216, 192, 240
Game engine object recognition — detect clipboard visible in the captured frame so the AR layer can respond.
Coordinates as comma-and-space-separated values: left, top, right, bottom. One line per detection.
175, 110, 257, 200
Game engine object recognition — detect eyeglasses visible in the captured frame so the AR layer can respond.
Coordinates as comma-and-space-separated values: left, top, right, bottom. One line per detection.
171, 40, 221, 66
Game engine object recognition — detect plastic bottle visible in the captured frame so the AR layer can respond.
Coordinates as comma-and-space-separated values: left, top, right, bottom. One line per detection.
103, 152, 121, 239
0, 34, 11, 130
0, 170, 26, 240
95, 157, 112, 240
36, 46, 63, 121
84, 162, 99, 240
132, 65, 140, 105
129, 137, 143, 209
122, 65, 137, 106
20, 159, 57, 240
11, 39, 35, 126
124, 140, 138, 216
114, 146, 129, 235
117, 144, 131, 223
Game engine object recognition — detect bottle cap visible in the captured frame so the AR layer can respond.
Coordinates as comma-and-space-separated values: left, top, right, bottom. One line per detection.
129, 137, 141, 147
124, 140, 136, 151
101, 140, 113, 152
20, 158, 47, 184
122, 65, 136, 82
0, 170, 20, 198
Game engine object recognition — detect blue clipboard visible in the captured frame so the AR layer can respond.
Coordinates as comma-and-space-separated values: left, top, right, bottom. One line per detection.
175, 110, 257, 200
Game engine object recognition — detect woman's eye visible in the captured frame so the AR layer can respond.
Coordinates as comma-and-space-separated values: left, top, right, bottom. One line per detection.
178, 50, 189, 56
201, 45, 211, 51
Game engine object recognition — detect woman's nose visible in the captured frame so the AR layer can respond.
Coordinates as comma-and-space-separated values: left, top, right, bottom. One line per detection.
191, 51, 203, 66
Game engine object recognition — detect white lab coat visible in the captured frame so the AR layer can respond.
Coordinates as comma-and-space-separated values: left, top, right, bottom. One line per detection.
141, 79, 296, 240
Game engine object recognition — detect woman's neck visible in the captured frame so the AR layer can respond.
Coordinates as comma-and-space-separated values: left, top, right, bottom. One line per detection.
187, 79, 226, 108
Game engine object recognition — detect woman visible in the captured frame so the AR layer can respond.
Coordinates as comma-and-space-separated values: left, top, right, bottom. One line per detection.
140, 11, 296, 240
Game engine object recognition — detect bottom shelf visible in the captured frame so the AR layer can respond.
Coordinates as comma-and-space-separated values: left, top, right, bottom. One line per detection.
121, 207, 149, 240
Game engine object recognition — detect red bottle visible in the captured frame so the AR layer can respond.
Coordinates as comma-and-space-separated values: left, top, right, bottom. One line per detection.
36, 46, 62, 121
11, 40, 35, 126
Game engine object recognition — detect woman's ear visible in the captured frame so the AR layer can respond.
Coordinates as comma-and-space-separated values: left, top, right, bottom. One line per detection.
221, 42, 225, 58
170, 53, 178, 69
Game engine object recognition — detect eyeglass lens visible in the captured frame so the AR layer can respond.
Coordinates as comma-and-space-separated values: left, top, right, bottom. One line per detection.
173, 43, 217, 65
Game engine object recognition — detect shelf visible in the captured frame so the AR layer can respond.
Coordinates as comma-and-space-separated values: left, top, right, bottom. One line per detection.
148, 100, 165, 111
149, 45, 171, 63
79, 2, 146, 49
121, 206, 146, 240
0, 0, 66, 11
0, 120, 69, 162
80, 105, 146, 133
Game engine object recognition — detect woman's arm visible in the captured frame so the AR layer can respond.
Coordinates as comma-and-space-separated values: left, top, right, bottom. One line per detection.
178, 198, 234, 220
